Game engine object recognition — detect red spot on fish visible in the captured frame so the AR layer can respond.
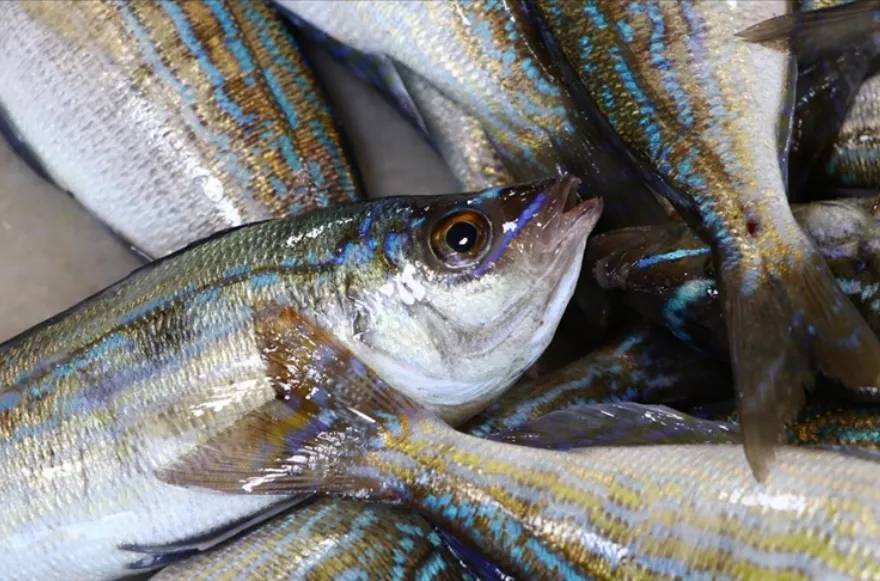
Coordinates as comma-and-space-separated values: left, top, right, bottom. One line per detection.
746, 217, 760, 236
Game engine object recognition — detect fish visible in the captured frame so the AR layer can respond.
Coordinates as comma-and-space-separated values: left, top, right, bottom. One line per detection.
276, 0, 671, 227
152, 498, 470, 580
161, 323, 727, 579
792, 399, 880, 449
164, 307, 880, 579
0, 177, 601, 578
826, 71, 880, 190
285, 10, 513, 192
489, 402, 740, 449
0, 0, 361, 258
744, 0, 880, 199
396, 69, 514, 192
530, 0, 880, 476
590, 195, 880, 373
465, 323, 731, 438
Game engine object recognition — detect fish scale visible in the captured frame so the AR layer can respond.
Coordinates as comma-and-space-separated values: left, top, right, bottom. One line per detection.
531, 0, 880, 476
0, 0, 360, 258
153, 499, 470, 580
0, 179, 599, 578
168, 310, 880, 579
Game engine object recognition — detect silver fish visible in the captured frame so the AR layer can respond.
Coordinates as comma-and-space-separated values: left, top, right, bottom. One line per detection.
164, 309, 880, 580
0, 178, 601, 578
0, 0, 361, 258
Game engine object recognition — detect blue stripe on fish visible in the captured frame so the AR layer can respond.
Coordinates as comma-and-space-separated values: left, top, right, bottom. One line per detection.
636, 247, 710, 269
474, 192, 547, 276
161, 0, 255, 125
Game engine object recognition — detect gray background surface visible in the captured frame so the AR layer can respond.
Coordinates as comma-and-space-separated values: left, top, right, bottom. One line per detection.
0, 47, 456, 342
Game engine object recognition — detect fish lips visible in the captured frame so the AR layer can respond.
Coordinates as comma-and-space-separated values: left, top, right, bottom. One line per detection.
480, 175, 603, 271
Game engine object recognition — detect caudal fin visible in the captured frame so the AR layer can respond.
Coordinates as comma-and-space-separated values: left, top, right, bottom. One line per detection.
160, 305, 430, 498
726, 249, 880, 479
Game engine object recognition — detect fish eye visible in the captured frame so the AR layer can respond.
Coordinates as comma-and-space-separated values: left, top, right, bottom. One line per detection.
429, 209, 491, 268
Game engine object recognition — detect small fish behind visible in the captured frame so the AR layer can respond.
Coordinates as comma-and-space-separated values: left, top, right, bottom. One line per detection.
589, 195, 880, 370
531, 0, 880, 477
153, 499, 470, 580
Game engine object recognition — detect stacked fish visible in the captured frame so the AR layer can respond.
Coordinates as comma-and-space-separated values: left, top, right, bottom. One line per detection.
2, 0, 880, 578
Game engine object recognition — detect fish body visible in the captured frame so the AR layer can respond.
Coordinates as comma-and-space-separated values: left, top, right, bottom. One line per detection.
153, 499, 469, 580
397, 69, 514, 191
0, 179, 600, 578
590, 195, 880, 359
0, 0, 360, 258
465, 324, 730, 437
277, 0, 669, 226
169, 310, 880, 580
490, 402, 740, 449
532, 0, 880, 474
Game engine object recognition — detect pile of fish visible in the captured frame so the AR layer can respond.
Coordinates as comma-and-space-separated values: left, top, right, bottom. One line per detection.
2, 0, 880, 578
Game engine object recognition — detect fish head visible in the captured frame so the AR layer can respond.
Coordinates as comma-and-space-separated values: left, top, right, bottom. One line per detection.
320, 176, 601, 424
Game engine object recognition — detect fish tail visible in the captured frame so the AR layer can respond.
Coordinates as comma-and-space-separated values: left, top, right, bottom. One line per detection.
725, 246, 880, 479
160, 305, 436, 500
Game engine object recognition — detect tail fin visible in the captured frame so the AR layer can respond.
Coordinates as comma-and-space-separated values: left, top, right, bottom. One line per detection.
160, 305, 432, 498
726, 249, 880, 479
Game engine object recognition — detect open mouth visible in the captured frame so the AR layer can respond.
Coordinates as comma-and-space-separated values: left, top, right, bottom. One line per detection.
537, 174, 604, 248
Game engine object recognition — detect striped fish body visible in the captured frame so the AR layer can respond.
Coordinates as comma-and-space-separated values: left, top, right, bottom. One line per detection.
384, 433, 880, 579
275, 0, 577, 182
397, 68, 514, 191
465, 324, 730, 438
0, 180, 598, 578
153, 499, 469, 580
0, 0, 360, 258
196, 316, 880, 580
533, 0, 793, 257
277, 0, 671, 227
533, 0, 880, 474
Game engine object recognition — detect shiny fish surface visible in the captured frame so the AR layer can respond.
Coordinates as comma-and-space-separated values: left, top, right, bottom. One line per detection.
167, 311, 880, 580
0, 178, 600, 579
465, 324, 730, 438
0, 0, 360, 258
160, 326, 720, 578
153, 499, 469, 580
532, 0, 880, 475
590, 195, 880, 359
278, 0, 669, 227
491, 402, 739, 449
398, 69, 514, 191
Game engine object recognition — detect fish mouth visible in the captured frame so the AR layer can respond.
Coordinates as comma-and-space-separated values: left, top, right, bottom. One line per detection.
531, 175, 603, 254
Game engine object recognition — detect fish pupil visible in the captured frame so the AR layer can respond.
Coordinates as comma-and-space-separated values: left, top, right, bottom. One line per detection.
446, 222, 477, 253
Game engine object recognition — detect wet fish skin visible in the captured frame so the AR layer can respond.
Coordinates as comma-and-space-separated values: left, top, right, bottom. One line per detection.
277, 0, 670, 227
827, 72, 880, 189
0, 0, 360, 258
590, 195, 880, 359
398, 70, 514, 191
167, 310, 880, 580
465, 323, 730, 438
153, 499, 470, 580
490, 402, 740, 449
532, 0, 880, 475
0, 179, 598, 579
